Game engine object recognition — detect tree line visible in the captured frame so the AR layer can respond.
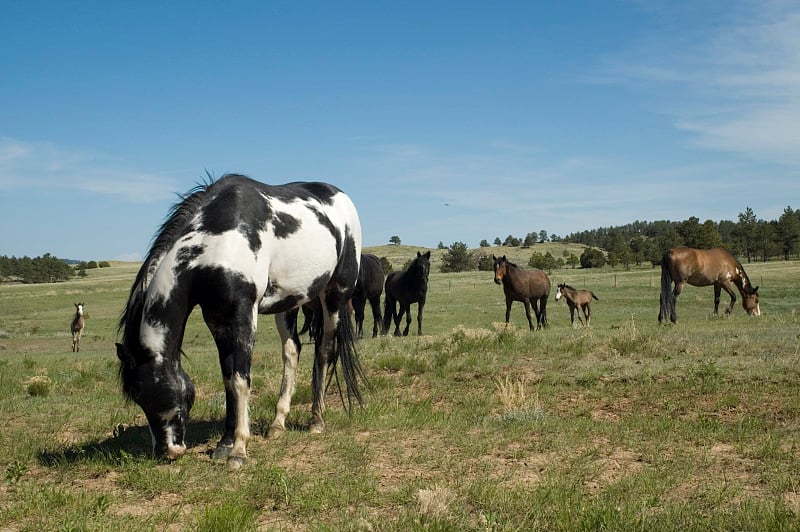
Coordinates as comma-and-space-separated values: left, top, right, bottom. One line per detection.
0, 255, 111, 283
561, 206, 800, 265
435, 206, 800, 273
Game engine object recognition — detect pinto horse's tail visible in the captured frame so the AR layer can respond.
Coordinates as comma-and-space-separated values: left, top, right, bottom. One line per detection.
659, 251, 676, 324
332, 299, 368, 411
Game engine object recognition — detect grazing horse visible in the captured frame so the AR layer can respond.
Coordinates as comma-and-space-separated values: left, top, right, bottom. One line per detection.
659, 246, 760, 324
555, 284, 598, 327
116, 173, 366, 468
71, 303, 85, 352
352, 253, 385, 339
492, 255, 550, 330
382, 251, 430, 336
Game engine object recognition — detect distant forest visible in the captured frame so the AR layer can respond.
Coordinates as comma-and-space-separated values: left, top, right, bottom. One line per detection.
479, 206, 800, 268
0, 255, 110, 284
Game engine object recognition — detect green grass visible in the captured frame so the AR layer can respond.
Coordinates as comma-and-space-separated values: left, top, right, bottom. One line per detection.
0, 255, 799, 530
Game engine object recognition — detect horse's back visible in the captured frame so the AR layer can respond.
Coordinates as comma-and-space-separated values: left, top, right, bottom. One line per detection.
664, 246, 739, 286
524, 269, 551, 297
149, 175, 361, 315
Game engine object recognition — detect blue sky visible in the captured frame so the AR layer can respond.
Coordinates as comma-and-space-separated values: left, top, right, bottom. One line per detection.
2, 1, 799, 261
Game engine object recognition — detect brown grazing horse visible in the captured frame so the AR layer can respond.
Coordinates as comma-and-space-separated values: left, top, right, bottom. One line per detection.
555, 283, 598, 327
659, 246, 760, 324
492, 255, 550, 330
71, 302, 85, 352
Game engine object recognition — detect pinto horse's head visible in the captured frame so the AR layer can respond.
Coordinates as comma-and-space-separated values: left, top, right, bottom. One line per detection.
741, 285, 761, 316
116, 342, 195, 460
492, 255, 508, 285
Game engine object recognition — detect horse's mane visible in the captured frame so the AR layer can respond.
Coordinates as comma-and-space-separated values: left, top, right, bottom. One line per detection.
733, 257, 755, 290
117, 175, 216, 339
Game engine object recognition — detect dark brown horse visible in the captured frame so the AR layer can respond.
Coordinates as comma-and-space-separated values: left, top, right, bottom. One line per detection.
492, 255, 550, 330
659, 246, 760, 324
71, 302, 85, 352
555, 284, 598, 327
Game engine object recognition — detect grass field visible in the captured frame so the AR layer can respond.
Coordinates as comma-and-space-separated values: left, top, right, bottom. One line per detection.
0, 250, 799, 530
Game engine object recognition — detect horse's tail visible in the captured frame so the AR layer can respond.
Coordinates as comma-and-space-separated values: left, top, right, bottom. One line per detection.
333, 299, 368, 411
381, 279, 395, 335
591, 292, 599, 301
659, 251, 676, 323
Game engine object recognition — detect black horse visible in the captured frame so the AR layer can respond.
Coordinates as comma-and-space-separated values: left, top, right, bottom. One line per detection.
382, 251, 431, 336
352, 253, 385, 339
298, 253, 385, 340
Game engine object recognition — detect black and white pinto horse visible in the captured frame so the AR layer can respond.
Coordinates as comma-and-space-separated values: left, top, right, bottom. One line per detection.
116, 174, 366, 468
381, 251, 431, 336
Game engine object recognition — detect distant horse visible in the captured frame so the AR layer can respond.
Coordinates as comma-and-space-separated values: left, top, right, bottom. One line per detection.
353, 253, 384, 339
555, 284, 598, 327
492, 255, 550, 330
659, 246, 760, 324
70, 303, 85, 352
382, 251, 430, 336
116, 174, 366, 468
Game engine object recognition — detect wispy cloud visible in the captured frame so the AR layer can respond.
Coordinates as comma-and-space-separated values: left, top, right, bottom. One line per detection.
598, 1, 800, 166
0, 137, 180, 202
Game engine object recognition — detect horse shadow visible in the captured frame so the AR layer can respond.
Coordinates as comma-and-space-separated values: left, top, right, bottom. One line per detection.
37, 419, 222, 467
37, 417, 312, 467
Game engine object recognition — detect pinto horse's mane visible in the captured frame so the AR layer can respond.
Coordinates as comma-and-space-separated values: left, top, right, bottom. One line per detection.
117, 175, 217, 340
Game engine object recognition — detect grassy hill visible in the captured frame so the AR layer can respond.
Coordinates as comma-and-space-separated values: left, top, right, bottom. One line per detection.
365, 242, 591, 271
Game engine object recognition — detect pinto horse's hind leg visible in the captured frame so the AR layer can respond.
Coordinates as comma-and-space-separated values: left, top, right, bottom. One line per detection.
268, 310, 302, 439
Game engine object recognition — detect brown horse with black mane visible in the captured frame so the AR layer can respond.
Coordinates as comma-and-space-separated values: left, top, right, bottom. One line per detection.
659, 246, 760, 324
555, 284, 598, 327
492, 255, 550, 330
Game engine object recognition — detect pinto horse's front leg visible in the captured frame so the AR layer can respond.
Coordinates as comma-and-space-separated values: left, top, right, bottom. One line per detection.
206, 304, 257, 469
268, 311, 302, 439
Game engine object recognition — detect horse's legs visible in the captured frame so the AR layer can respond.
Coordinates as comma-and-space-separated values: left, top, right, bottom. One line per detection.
352, 296, 366, 340
568, 301, 577, 326
268, 311, 302, 439
368, 295, 382, 338
416, 300, 425, 336
393, 302, 404, 336
310, 302, 337, 433
401, 303, 412, 336
523, 301, 534, 331
719, 282, 737, 316
583, 303, 591, 326
504, 296, 513, 324
539, 296, 548, 328
207, 303, 258, 467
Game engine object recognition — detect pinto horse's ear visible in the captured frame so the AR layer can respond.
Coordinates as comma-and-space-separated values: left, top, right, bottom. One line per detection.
753, 286, 759, 294
417, 251, 421, 258
424, 251, 431, 258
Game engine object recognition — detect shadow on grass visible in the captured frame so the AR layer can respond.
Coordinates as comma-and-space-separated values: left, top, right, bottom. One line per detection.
37, 419, 223, 467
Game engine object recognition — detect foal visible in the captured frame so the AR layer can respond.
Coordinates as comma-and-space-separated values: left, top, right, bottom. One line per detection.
71, 303, 85, 352
555, 284, 598, 327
